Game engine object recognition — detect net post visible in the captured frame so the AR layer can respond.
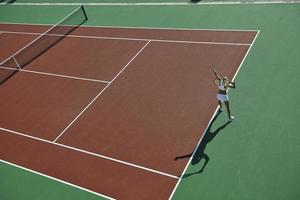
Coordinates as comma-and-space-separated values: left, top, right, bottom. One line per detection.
81, 5, 88, 21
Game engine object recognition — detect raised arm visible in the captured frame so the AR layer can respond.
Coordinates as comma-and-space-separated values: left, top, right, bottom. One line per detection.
212, 67, 221, 80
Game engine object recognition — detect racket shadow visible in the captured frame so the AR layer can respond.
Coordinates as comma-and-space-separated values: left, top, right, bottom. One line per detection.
175, 110, 230, 178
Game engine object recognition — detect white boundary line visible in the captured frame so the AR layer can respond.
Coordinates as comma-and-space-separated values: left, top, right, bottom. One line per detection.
1, 30, 252, 46
0, 26, 252, 84
0, 6, 83, 66
52, 40, 151, 143
0, 1, 299, 6
168, 108, 220, 200
0, 126, 179, 180
0, 27, 261, 198
232, 30, 260, 81
21, 69, 111, 84
168, 30, 260, 200
0, 159, 115, 200
0, 21, 260, 32
0, 66, 111, 83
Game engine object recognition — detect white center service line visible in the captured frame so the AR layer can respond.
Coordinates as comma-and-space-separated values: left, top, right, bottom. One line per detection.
53, 40, 151, 143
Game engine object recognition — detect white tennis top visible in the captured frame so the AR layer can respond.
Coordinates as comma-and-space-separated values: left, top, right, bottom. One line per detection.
218, 80, 226, 91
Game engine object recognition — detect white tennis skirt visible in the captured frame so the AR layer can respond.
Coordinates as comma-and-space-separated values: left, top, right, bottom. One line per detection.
217, 94, 229, 102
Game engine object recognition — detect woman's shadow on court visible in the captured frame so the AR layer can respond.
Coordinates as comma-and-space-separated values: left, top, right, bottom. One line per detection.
0, 0, 17, 3
174, 110, 230, 178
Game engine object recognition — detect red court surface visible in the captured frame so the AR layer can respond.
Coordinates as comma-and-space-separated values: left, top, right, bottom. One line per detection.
0, 23, 258, 199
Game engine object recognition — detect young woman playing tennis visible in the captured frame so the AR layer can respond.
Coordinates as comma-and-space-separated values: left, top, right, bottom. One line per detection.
212, 67, 235, 121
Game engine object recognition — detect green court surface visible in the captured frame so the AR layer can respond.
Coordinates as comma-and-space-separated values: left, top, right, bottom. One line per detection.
1, 0, 300, 3
0, 2, 299, 200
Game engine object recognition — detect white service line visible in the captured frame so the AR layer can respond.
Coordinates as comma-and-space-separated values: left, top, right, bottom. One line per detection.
0, 66, 110, 84
0, 21, 260, 32
168, 30, 260, 200
1, 30, 252, 46
0, 126, 179, 180
0, 159, 115, 200
21, 69, 111, 84
53, 40, 151, 143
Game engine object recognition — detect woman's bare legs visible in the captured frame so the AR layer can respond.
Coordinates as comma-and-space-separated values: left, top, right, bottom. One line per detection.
218, 100, 222, 111
224, 101, 234, 121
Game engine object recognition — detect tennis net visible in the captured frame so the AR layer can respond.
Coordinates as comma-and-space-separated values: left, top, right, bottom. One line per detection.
0, 5, 88, 84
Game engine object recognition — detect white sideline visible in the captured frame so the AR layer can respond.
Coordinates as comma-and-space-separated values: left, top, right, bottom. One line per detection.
1, 30, 253, 46
168, 30, 260, 200
0, 159, 115, 200
0, 126, 179, 180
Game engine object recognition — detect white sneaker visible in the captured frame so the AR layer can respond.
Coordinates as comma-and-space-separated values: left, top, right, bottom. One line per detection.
229, 116, 234, 121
